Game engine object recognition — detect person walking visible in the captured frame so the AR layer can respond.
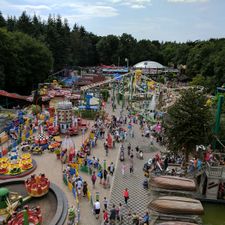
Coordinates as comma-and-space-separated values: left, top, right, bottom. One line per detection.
109, 204, 117, 224
141, 211, 150, 225
104, 142, 109, 156
93, 199, 101, 219
109, 162, 115, 176
91, 171, 97, 188
106, 172, 110, 189
123, 188, 129, 205
103, 210, 109, 225
103, 197, 108, 210
121, 163, 126, 177
98, 170, 103, 184
128, 143, 131, 157
82, 181, 88, 197
103, 169, 108, 187
129, 163, 134, 174
118, 202, 124, 222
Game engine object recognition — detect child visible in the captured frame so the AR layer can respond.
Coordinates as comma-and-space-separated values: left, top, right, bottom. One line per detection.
103, 210, 109, 225
121, 163, 126, 177
103, 197, 108, 210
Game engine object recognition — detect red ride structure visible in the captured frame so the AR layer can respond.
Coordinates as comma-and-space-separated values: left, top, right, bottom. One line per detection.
8, 205, 42, 225
25, 174, 50, 197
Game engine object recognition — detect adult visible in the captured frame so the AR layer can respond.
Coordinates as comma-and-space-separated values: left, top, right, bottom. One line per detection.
82, 181, 88, 197
130, 163, 134, 174
121, 163, 126, 177
104, 142, 109, 157
91, 171, 97, 188
109, 162, 115, 176
141, 212, 150, 225
109, 204, 117, 224
98, 170, 103, 184
118, 202, 124, 222
128, 143, 131, 156
163, 156, 168, 171
103, 169, 108, 186
94, 199, 101, 219
123, 188, 129, 205
132, 212, 140, 225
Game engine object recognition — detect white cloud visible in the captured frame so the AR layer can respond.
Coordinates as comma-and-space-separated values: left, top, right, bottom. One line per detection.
53, 2, 118, 20
1, 0, 118, 23
109, 0, 151, 8
167, 0, 208, 3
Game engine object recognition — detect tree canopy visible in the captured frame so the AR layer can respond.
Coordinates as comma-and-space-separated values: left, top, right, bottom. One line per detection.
163, 88, 213, 161
0, 11, 225, 94
0, 28, 53, 94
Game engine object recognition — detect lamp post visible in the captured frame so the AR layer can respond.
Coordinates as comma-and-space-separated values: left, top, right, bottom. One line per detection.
125, 58, 129, 71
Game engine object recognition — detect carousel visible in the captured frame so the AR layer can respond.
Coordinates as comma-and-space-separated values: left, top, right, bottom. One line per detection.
7, 205, 42, 225
0, 153, 36, 179
25, 174, 50, 197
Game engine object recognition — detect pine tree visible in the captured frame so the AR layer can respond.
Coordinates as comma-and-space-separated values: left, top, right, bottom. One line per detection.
163, 88, 212, 162
0, 11, 6, 28
16, 11, 33, 35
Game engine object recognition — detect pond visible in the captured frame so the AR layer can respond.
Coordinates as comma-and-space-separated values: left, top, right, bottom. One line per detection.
202, 203, 225, 225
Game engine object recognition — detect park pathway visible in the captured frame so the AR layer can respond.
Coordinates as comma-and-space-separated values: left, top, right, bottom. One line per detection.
105, 100, 162, 224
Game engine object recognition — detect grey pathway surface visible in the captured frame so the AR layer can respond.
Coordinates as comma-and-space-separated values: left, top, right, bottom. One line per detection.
107, 105, 161, 224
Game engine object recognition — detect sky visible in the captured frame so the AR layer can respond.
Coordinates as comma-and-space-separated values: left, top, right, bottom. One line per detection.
1, 0, 225, 42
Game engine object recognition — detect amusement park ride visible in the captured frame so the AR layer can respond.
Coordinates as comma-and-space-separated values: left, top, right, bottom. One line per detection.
0, 174, 50, 224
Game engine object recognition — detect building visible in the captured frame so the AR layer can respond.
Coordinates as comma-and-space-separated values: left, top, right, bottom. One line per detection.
133, 60, 165, 74
56, 101, 74, 134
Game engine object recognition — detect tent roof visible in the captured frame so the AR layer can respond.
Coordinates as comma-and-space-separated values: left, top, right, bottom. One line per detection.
133, 61, 164, 69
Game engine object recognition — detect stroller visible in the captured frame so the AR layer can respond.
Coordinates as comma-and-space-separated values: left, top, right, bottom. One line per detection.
120, 150, 125, 161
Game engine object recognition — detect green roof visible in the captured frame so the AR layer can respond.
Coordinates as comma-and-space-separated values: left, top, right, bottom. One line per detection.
0, 188, 9, 197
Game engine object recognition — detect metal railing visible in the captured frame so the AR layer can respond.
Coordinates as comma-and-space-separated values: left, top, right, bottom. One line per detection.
206, 162, 225, 178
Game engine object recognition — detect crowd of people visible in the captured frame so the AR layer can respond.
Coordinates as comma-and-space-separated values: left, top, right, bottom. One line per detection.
93, 187, 150, 225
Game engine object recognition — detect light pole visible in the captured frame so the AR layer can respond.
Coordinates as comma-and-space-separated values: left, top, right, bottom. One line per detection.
125, 58, 129, 70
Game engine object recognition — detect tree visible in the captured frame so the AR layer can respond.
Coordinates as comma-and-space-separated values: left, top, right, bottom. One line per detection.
16, 11, 33, 35
96, 35, 120, 64
0, 11, 6, 28
118, 33, 137, 65
6, 16, 16, 32
0, 28, 53, 94
163, 88, 212, 162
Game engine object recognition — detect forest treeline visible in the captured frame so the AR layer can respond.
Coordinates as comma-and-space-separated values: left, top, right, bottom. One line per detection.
0, 11, 225, 94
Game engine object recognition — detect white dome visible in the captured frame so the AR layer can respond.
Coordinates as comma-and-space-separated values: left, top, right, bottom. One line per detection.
133, 61, 164, 69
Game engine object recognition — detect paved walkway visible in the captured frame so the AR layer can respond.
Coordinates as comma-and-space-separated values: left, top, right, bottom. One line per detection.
108, 115, 160, 224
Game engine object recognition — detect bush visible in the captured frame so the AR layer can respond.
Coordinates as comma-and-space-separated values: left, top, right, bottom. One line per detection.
100, 89, 110, 102
79, 110, 98, 120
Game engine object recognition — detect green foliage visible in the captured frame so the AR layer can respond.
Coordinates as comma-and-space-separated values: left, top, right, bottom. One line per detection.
54, 149, 61, 155
31, 104, 41, 115
163, 88, 213, 161
1, 11, 225, 95
0, 12, 6, 28
79, 110, 98, 120
0, 28, 53, 94
96, 35, 120, 64
100, 89, 110, 102
157, 75, 165, 84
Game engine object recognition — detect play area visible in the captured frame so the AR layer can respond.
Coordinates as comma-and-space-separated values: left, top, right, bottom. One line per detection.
0, 69, 164, 224
1, 68, 214, 225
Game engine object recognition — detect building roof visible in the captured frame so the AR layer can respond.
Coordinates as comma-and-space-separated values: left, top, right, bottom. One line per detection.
133, 61, 164, 69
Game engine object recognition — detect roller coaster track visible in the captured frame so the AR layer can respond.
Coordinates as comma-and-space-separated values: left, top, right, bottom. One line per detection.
80, 72, 133, 91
